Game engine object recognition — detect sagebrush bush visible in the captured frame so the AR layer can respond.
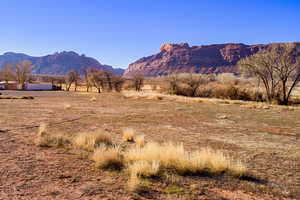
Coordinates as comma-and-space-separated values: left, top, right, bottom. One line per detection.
73, 130, 112, 151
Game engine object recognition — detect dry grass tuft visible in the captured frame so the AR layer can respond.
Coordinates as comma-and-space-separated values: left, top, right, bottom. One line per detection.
90, 96, 97, 102
35, 134, 71, 147
73, 130, 112, 151
128, 160, 160, 178
38, 123, 48, 137
127, 175, 142, 192
64, 104, 71, 109
122, 128, 135, 142
92, 145, 124, 170
134, 135, 145, 147
124, 142, 247, 177
35, 124, 70, 147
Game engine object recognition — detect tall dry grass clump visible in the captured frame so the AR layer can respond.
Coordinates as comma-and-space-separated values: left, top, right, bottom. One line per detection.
35, 123, 70, 147
64, 104, 71, 109
128, 175, 142, 192
134, 135, 145, 147
124, 142, 247, 177
73, 130, 112, 151
38, 122, 48, 136
92, 145, 124, 170
90, 96, 96, 102
128, 160, 160, 178
122, 128, 135, 142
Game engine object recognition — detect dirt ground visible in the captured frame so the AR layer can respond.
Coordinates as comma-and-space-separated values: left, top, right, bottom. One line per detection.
0, 90, 299, 200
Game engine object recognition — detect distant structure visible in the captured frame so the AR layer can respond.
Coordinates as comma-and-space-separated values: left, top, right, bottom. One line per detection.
0, 81, 18, 90
0, 81, 56, 91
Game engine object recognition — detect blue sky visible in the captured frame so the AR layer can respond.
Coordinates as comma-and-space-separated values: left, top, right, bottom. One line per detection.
0, 0, 299, 68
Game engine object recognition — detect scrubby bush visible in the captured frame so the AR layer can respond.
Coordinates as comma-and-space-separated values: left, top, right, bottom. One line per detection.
166, 73, 265, 102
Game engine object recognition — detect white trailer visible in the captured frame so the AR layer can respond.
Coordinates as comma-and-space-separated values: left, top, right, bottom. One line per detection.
25, 83, 53, 91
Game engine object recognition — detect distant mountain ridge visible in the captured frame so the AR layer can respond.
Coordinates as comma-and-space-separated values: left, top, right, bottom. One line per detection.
124, 42, 300, 77
0, 51, 124, 75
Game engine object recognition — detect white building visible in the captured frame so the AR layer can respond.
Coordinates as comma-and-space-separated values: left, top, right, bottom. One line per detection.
23, 83, 53, 90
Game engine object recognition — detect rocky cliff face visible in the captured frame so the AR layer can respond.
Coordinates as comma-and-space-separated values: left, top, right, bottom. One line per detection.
124, 42, 277, 77
0, 51, 124, 75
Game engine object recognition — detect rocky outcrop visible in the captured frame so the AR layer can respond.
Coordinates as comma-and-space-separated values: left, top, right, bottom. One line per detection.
0, 51, 124, 75
124, 42, 295, 77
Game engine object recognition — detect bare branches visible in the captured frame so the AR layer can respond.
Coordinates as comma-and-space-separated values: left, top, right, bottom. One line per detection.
239, 43, 300, 105
15, 61, 32, 90
1, 64, 16, 83
132, 73, 144, 91
65, 70, 80, 91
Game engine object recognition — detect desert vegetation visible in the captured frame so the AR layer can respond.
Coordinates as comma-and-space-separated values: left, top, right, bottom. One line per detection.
34, 123, 248, 193
165, 73, 265, 101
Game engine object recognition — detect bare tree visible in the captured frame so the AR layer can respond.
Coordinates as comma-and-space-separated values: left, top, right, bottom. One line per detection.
15, 61, 32, 90
132, 73, 144, 91
1, 64, 16, 83
239, 43, 300, 105
273, 43, 300, 104
166, 73, 179, 94
103, 71, 113, 91
89, 70, 106, 93
112, 75, 125, 92
65, 70, 80, 91
82, 68, 94, 92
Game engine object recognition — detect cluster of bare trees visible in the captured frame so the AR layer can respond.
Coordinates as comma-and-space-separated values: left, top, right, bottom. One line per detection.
65, 68, 125, 93
0, 61, 143, 93
239, 43, 300, 105
0, 60, 32, 89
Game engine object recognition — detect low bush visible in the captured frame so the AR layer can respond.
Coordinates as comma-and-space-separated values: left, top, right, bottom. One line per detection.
166, 73, 266, 102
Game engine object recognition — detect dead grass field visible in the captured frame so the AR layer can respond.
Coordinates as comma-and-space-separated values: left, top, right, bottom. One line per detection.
0, 90, 299, 199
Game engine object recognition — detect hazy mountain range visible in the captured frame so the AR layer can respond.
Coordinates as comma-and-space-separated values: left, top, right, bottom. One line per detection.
1, 42, 299, 77
0, 51, 124, 75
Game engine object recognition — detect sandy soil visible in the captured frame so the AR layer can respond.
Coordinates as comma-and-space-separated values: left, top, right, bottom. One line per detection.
0, 90, 299, 199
